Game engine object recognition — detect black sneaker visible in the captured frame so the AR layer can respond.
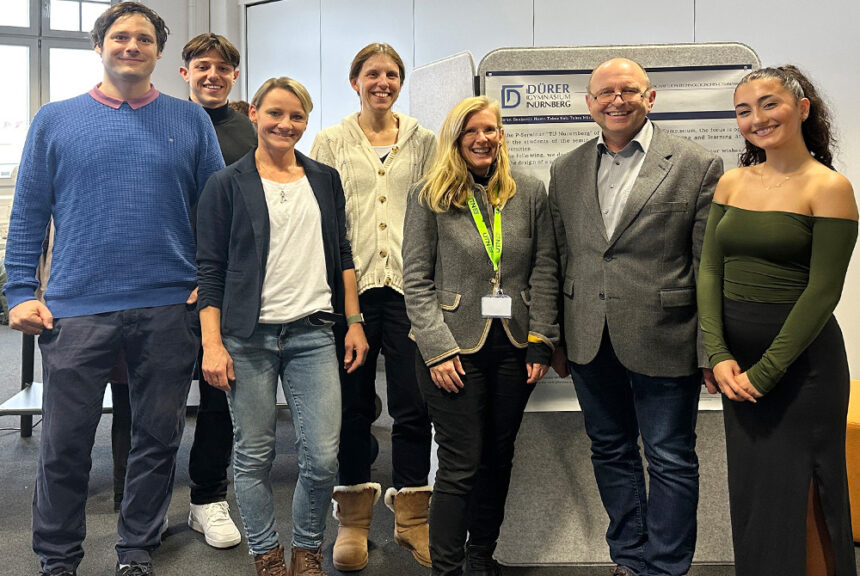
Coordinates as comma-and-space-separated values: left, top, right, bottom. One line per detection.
39, 571, 76, 576
116, 562, 153, 576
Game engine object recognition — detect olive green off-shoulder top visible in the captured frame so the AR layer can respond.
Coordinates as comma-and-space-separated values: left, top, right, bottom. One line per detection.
697, 202, 857, 394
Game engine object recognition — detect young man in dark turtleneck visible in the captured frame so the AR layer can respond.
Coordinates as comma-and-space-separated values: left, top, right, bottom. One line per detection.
181, 34, 256, 166
177, 32, 256, 550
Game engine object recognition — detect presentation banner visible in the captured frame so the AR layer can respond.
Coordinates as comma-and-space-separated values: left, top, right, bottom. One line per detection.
484, 64, 753, 184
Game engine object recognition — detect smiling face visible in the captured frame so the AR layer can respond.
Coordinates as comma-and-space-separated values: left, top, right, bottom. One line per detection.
586, 59, 655, 152
458, 107, 503, 175
350, 54, 402, 114
250, 88, 308, 154
734, 78, 809, 152
95, 13, 161, 89
180, 48, 239, 108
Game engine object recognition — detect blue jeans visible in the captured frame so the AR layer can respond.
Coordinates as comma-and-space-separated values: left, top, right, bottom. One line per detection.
223, 317, 341, 554
570, 328, 700, 576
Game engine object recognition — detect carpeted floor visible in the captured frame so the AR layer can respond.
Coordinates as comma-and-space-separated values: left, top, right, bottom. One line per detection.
1, 324, 856, 575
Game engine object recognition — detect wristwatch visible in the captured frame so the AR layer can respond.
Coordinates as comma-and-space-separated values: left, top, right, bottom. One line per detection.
346, 313, 365, 326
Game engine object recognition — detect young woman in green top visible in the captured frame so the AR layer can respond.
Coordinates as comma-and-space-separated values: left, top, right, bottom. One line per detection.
698, 66, 857, 575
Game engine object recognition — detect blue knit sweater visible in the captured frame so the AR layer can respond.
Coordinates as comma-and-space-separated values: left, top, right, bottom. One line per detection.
3, 91, 224, 318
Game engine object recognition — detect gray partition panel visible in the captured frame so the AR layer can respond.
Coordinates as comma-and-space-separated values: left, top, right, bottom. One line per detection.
479, 43, 759, 88
408, 52, 476, 136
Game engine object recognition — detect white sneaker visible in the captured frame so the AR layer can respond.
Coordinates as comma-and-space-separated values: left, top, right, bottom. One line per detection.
188, 501, 242, 549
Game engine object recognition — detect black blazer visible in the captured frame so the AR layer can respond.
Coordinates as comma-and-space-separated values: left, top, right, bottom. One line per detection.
196, 148, 354, 338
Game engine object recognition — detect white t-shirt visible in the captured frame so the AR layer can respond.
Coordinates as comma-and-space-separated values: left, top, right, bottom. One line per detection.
258, 175, 333, 324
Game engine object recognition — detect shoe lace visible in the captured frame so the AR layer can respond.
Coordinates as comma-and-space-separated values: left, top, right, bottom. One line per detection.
204, 501, 232, 525
297, 549, 325, 576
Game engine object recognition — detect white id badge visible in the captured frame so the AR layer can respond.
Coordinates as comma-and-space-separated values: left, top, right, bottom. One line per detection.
481, 294, 512, 318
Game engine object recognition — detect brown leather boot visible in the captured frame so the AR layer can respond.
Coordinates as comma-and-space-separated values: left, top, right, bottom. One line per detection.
254, 545, 288, 576
287, 546, 326, 576
384, 486, 432, 567
331, 483, 381, 571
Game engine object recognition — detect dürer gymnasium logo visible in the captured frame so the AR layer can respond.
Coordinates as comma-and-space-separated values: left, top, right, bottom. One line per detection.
500, 82, 572, 110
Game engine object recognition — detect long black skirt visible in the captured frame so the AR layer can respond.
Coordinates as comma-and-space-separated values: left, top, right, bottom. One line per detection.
721, 297, 856, 576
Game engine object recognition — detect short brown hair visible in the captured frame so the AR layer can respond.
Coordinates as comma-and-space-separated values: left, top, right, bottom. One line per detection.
182, 33, 240, 68
229, 100, 250, 117
251, 77, 313, 116
90, 2, 169, 53
349, 43, 405, 82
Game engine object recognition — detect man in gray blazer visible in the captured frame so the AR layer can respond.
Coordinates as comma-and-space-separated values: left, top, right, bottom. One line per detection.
548, 58, 722, 576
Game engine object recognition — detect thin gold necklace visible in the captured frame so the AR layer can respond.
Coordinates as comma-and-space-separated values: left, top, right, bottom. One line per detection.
760, 165, 800, 190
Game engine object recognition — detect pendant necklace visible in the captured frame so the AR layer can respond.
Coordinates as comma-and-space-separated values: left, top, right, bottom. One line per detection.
760, 166, 799, 190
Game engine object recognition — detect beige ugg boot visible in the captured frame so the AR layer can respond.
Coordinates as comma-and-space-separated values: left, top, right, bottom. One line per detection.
384, 486, 432, 567
331, 483, 381, 571
253, 545, 289, 576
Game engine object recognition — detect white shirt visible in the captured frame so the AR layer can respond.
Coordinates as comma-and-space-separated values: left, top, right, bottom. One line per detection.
258, 176, 332, 324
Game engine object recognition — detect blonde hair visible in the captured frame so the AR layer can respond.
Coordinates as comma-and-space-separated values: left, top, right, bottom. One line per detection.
251, 77, 313, 115
419, 96, 516, 213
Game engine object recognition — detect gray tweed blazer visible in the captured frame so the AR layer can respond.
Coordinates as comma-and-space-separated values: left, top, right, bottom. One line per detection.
403, 172, 559, 366
548, 124, 723, 377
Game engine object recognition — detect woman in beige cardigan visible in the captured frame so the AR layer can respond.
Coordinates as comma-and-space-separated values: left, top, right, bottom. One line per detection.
309, 43, 436, 571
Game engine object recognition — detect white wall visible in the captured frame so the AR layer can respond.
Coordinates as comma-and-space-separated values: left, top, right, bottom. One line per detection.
144, 0, 244, 103
162, 0, 859, 376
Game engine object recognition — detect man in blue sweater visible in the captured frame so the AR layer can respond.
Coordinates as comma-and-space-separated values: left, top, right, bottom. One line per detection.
2, 3, 224, 576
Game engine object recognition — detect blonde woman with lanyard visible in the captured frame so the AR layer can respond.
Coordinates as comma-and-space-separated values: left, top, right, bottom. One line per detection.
310, 43, 436, 570
402, 96, 559, 576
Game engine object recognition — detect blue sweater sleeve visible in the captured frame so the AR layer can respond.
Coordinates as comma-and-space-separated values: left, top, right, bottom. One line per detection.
3, 107, 54, 309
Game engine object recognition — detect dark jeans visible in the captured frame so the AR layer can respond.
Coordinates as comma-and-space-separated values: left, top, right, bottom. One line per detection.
109, 350, 232, 505
34, 304, 198, 572
417, 321, 533, 576
569, 327, 701, 576
188, 347, 233, 504
338, 288, 431, 488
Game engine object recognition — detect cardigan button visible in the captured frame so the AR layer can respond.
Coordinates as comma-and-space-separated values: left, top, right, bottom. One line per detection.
379, 249, 388, 258
378, 168, 385, 175
379, 195, 387, 203
384, 277, 391, 286
379, 222, 387, 230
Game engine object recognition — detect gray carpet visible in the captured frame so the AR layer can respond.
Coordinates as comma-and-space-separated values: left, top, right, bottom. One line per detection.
498, 411, 731, 565
1, 324, 856, 575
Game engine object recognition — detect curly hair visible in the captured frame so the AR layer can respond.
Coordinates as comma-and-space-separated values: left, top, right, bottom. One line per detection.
736, 65, 835, 170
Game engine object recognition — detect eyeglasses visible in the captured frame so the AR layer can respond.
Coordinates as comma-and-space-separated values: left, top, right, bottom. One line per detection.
589, 88, 649, 105
460, 126, 500, 141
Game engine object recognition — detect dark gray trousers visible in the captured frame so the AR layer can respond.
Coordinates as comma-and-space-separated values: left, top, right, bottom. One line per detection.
33, 303, 198, 573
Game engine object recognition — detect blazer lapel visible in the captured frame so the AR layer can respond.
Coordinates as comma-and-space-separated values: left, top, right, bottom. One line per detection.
233, 151, 270, 265
608, 127, 673, 246
579, 146, 608, 242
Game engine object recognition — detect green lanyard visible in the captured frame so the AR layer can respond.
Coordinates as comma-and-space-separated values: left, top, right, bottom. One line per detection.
467, 193, 502, 271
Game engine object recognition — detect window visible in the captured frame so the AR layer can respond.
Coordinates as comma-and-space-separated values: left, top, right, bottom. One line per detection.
0, 0, 112, 176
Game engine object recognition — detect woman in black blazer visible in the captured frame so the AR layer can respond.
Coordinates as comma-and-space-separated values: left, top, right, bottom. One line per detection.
196, 77, 368, 576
